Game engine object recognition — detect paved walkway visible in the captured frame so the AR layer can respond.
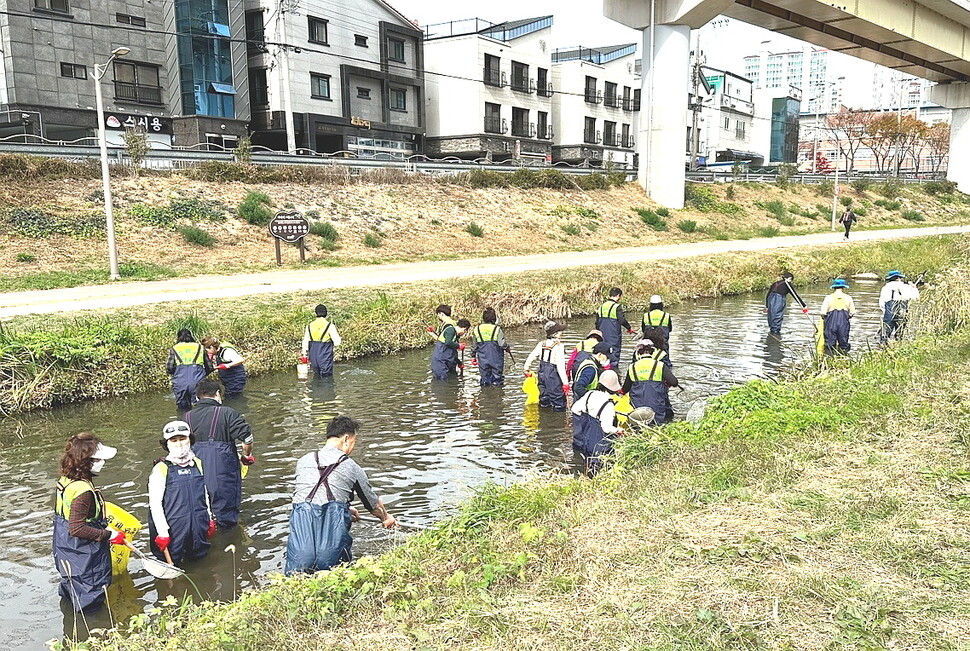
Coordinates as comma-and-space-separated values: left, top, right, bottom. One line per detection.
2, 225, 968, 318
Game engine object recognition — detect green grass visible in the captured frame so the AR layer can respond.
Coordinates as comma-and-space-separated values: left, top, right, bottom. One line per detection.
559, 223, 582, 236
238, 190, 273, 226
902, 210, 925, 222
309, 221, 338, 241
0, 261, 179, 292
15, 252, 35, 263
466, 221, 485, 237
176, 225, 215, 247
676, 220, 697, 233
875, 199, 902, 211
633, 207, 668, 231
363, 232, 383, 248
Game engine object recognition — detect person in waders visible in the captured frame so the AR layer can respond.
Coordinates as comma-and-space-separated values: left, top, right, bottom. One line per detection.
765, 272, 808, 335
820, 278, 856, 355
285, 416, 397, 574
622, 340, 679, 426
572, 342, 612, 401
570, 370, 625, 476
302, 304, 342, 377
595, 288, 633, 367
640, 295, 672, 354
879, 270, 920, 343
185, 379, 254, 529
202, 336, 247, 399
471, 307, 511, 386
632, 334, 671, 368
523, 321, 569, 412
566, 329, 604, 377
53, 433, 127, 613
428, 305, 470, 380
148, 421, 216, 565
166, 329, 212, 413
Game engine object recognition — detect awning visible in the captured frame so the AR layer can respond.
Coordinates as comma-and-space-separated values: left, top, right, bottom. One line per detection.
209, 82, 237, 95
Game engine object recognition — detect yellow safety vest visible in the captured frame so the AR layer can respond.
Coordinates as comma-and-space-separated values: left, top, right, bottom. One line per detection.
643, 310, 671, 328
828, 294, 850, 311
573, 357, 600, 389
627, 357, 664, 383
55, 477, 103, 520
579, 337, 598, 353
307, 318, 333, 342
437, 317, 457, 343
598, 301, 619, 320
172, 342, 204, 366
474, 323, 499, 342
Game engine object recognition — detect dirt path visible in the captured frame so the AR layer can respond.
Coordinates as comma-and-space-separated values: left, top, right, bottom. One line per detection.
3, 225, 967, 318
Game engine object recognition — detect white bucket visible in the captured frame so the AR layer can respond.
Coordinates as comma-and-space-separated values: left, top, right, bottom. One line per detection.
296, 363, 309, 379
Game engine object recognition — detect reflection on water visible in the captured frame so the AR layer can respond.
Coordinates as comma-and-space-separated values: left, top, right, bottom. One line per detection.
0, 282, 885, 648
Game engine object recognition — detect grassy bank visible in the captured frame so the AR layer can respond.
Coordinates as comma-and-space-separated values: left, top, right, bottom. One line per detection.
75, 251, 970, 650
2, 235, 967, 416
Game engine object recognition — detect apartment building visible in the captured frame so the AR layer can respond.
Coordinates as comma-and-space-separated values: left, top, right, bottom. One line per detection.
743, 46, 836, 114
697, 67, 760, 165
245, 0, 425, 157
0, 0, 250, 147
550, 44, 639, 167
423, 16, 554, 161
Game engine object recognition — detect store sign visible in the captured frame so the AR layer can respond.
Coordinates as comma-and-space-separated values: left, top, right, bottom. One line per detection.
350, 116, 371, 129
103, 113, 172, 134
268, 210, 310, 243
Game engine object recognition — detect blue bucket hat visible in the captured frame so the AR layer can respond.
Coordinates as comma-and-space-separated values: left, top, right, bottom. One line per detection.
886, 270, 905, 281
831, 278, 849, 290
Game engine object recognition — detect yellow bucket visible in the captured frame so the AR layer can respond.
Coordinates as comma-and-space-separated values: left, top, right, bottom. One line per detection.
521, 374, 539, 405
104, 501, 142, 576
814, 317, 825, 356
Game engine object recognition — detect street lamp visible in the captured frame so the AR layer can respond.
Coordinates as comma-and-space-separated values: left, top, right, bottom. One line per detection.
94, 46, 130, 280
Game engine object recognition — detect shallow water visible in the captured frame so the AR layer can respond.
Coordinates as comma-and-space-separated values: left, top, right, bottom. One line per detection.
0, 282, 887, 648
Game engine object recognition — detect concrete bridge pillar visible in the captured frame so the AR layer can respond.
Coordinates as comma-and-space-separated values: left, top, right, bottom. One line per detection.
640, 24, 690, 209
929, 83, 970, 191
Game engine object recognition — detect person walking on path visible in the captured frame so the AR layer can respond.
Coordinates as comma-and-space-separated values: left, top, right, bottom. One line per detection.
566, 329, 604, 377
640, 295, 673, 354
879, 270, 920, 343
570, 369, 624, 476
839, 207, 857, 240
571, 342, 612, 401
185, 379, 254, 529
523, 321, 570, 412
765, 272, 808, 335
202, 336, 247, 399
52, 433, 126, 613
622, 341, 679, 426
166, 329, 212, 413
595, 288, 633, 367
820, 279, 856, 354
302, 304, 342, 377
285, 416, 397, 574
148, 421, 216, 565
471, 307, 511, 386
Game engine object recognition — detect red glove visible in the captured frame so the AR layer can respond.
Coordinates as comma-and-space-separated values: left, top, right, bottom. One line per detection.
563, 383, 571, 394
802, 307, 809, 314
299, 356, 308, 364
426, 326, 435, 333
524, 371, 533, 377
471, 358, 478, 366
457, 363, 465, 370
207, 520, 217, 539
155, 536, 170, 551
457, 343, 466, 351
216, 364, 229, 370
108, 529, 126, 546
240, 454, 256, 466
627, 329, 635, 334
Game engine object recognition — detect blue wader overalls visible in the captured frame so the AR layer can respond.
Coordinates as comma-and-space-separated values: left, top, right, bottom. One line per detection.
187, 406, 241, 529
572, 394, 615, 475
627, 357, 668, 426
538, 343, 566, 411
285, 453, 353, 574
474, 323, 505, 386
766, 292, 787, 335
571, 357, 600, 401
596, 301, 623, 367
881, 288, 909, 343
215, 344, 247, 398
149, 459, 211, 563
642, 309, 672, 353
823, 294, 852, 354
171, 342, 207, 413
52, 478, 111, 613
430, 318, 459, 380
306, 318, 336, 377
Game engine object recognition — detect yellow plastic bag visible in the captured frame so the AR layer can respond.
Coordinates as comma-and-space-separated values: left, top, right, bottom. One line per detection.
814, 317, 826, 356
521, 374, 539, 405
104, 501, 142, 576
613, 393, 633, 425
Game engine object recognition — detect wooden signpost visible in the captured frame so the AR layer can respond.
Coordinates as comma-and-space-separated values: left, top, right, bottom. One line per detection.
268, 210, 310, 265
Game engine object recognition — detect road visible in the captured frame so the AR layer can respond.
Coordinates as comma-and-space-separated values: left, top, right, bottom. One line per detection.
2, 225, 967, 318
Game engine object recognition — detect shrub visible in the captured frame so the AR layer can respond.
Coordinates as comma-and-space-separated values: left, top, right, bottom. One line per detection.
874, 199, 902, 211
839, 196, 853, 207
575, 206, 600, 219
466, 221, 485, 237
851, 178, 872, 193
363, 233, 383, 247
4, 208, 105, 238
233, 136, 253, 165
429, 218, 442, 226
633, 207, 667, 231
685, 184, 718, 211
816, 203, 830, 216
538, 169, 572, 189
0, 154, 100, 181
702, 227, 730, 240
757, 226, 780, 237
575, 173, 610, 190
725, 184, 736, 200
852, 206, 867, 217
169, 198, 226, 223
878, 178, 903, 199
922, 179, 957, 195
238, 190, 273, 226
560, 223, 582, 236
677, 220, 697, 233
816, 180, 834, 196
775, 164, 797, 188
15, 252, 36, 262
468, 169, 508, 188
122, 128, 150, 169
901, 210, 924, 222
656, 207, 671, 218
318, 237, 339, 251
177, 225, 215, 247
508, 168, 540, 189
759, 199, 788, 221
310, 221, 338, 240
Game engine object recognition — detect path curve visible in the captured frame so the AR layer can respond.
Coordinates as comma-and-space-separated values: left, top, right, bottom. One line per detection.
3, 225, 968, 318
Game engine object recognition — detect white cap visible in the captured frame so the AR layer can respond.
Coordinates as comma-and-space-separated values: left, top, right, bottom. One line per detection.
91, 443, 117, 460
598, 370, 621, 392
636, 339, 655, 348
162, 420, 191, 440
650, 295, 662, 304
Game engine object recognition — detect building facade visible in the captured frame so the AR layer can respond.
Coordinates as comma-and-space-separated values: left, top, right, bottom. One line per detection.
245, 0, 425, 157
695, 67, 760, 166
551, 44, 639, 167
750, 85, 802, 165
743, 46, 838, 114
423, 16, 555, 161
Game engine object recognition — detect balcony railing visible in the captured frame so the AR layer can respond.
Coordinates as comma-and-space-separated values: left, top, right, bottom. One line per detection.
483, 67, 505, 87
114, 82, 163, 105
511, 121, 536, 137
538, 125, 553, 140
584, 89, 602, 104
511, 76, 533, 93
633, 99, 641, 111
622, 97, 634, 111
603, 132, 620, 147
624, 135, 635, 148
720, 94, 755, 114
537, 82, 553, 97
603, 94, 621, 108
735, 128, 747, 141
484, 116, 507, 134
583, 128, 601, 144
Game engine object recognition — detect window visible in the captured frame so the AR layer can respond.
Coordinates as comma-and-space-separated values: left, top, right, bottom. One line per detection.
357, 87, 371, 99
60, 62, 87, 79
484, 102, 502, 134
603, 120, 617, 146
388, 37, 405, 62
484, 54, 501, 87
34, 0, 69, 13
537, 111, 550, 139
622, 123, 631, 148
246, 11, 265, 46
584, 116, 597, 143
113, 61, 162, 104
389, 87, 407, 111
633, 88, 641, 111
308, 16, 328, 45
116, 13, 146, 27
585, 76, 599, 103
622, 85, 631, 109
511, 61, 529, 93
537, 67, 550, 96
604, 82, 618, 107
249, 68, 268, 106
310, 73, 331, 99
511, 107, 530, 137
355, 34, 368, 47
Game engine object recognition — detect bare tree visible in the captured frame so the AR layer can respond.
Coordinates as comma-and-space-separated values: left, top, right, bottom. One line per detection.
825, 108, 871, 172
861, 114, 902, 174
925, 122, 950, 174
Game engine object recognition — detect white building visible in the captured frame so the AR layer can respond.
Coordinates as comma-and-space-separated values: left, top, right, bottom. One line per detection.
743, 46, 838, 114
423, 16, 555, 161
694, 67, 760, 166
751, 85, 802, 165
551, 44, 639, 167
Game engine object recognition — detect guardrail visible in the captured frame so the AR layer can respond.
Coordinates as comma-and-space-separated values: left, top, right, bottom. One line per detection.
685, 171, 944, 185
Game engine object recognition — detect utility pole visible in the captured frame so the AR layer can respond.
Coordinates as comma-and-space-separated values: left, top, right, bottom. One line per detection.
688, 35, 703, 171
894, 76, 904, 176
277, 0, 297, 154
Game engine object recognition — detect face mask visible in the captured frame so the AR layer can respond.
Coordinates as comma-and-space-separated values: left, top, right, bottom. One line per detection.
91, 459, 105, 473
167, 439, 193, 463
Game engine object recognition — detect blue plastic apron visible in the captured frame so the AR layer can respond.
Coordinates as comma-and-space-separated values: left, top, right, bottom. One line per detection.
188, 406, 242, 528
149, 459, 211, 564
285, 453, 353, 574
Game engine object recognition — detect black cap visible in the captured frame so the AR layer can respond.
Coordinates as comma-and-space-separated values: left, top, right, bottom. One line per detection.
592, 342, 612, 357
